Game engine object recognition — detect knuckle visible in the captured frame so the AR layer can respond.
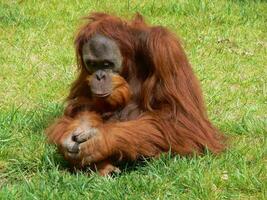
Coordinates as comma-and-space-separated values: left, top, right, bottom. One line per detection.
72, 127, 83, 136
76, 127, 99, 143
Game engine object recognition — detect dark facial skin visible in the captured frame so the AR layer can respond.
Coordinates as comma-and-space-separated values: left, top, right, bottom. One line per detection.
82, 34, 123, 97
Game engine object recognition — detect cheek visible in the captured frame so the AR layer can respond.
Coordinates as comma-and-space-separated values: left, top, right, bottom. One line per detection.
111, 74, 128, 88
107, 75, 132, 105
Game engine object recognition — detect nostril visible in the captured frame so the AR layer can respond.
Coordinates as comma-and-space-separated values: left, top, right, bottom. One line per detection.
95, 70, 106, 81
101, 73, 106, 79
96, 74, 105, 80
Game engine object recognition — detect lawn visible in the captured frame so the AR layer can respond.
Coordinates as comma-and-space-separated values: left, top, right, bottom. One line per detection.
0, 0, 266, 199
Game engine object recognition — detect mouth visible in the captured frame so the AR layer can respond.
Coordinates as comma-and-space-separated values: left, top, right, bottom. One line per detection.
92, 93, 110, 98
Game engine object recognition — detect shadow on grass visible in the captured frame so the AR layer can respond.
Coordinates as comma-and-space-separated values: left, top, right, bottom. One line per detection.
52, 156, 151, 177
11, 103, 264, 177
23, 104, 152, 176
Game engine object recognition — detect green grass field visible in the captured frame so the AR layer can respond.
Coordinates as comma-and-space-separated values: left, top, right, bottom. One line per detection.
0, 0, 266, 199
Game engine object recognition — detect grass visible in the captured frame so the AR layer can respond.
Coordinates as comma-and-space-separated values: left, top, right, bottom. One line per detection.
0, 0, 266, 199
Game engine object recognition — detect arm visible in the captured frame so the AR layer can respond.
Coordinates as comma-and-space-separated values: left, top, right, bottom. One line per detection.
66, 114, 170, 166
45, 111, 102, 157
46, 111, 122, 175
64, 97, 94, 118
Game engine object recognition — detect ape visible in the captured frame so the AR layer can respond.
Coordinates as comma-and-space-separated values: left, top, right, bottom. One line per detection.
46, 12, 226, 175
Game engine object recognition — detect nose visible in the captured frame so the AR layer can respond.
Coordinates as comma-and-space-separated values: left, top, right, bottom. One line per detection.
95, 70, 106, 81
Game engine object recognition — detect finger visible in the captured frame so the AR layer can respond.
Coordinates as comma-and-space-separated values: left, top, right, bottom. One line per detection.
113, 167, 121, 174
63, 151, 83, 166
75, 128, 98, 143
62, 135, 80, 153
67, 142, 79, 153
72, 127, 84, 137
98, 166, 121, 176
66, 151, 81, 160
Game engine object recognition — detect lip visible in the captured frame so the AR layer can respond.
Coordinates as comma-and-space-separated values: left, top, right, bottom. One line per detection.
92, 93, 110, 98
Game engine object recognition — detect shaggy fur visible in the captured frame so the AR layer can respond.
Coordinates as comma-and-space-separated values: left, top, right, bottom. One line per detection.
46, 13, 225, 175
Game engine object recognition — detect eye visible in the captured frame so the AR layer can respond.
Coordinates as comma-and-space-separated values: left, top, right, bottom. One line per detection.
103, 62, 109, 67
85, 60, 97, 69
103, 60, 114, 68
85, 60, 91, 66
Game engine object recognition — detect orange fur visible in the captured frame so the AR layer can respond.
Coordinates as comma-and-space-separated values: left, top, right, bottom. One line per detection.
46, 13, 226, 175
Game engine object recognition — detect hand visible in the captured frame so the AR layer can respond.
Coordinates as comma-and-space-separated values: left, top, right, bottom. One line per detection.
61, 124, 109, 166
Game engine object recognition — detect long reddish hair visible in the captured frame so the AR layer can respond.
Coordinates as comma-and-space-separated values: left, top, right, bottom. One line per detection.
65, 12, 225, 155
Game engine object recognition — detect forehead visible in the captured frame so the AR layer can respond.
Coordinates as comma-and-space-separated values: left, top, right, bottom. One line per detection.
82, 34, 121, 59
